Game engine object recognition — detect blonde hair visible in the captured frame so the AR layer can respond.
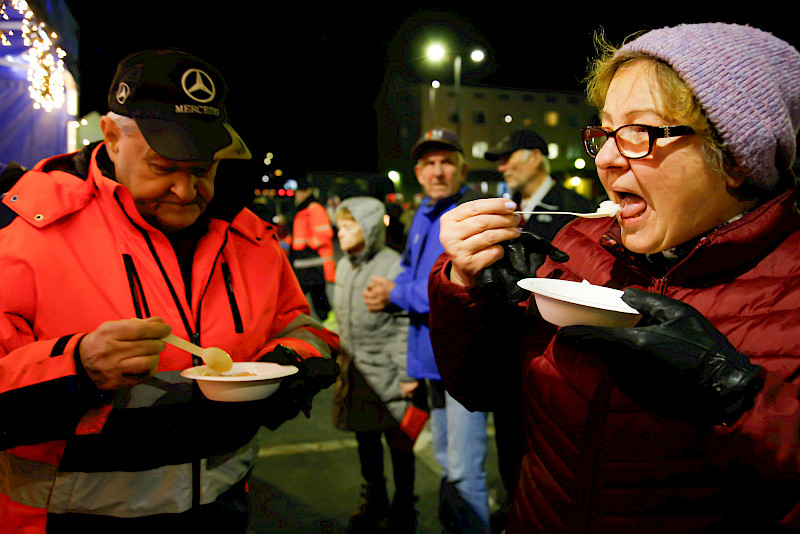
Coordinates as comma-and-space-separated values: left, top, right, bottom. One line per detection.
336, 206, 356, 222
585, 30, 735, 179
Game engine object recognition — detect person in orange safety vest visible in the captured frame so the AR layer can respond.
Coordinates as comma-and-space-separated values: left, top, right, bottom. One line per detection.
285, 175, 336, 321
0, 49, 339, 533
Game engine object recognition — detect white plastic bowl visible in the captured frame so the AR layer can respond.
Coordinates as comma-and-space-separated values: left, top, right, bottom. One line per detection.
517, 278, 642, 327
180, 362, 298, 402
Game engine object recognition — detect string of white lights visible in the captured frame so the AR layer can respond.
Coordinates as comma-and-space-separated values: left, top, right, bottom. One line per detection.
1, 0, 67, 112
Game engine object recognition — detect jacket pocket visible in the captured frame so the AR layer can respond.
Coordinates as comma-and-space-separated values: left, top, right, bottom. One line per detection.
123, 254, 150, 319
221, 262, 243, 333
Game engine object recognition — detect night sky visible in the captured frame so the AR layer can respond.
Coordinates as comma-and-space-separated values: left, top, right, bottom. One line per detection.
61, 2, 800, 187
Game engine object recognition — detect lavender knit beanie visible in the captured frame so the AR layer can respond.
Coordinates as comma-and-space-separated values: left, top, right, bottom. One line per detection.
620, 23, 800, 190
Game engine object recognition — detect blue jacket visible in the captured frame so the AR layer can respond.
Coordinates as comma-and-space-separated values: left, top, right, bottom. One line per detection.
390, 187, 480, 379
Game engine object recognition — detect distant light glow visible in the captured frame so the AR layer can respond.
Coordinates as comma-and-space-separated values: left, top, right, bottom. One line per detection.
570, 176, 582, 187
470, 49, 485, 63
431, 79, 440, 89
574, 158, 586, 170
426, 43, 446, 62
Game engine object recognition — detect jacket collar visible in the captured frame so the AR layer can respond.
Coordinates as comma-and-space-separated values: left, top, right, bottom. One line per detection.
13, 143, 271, 244
421, 186, 468, 217
600, 190, 800, 283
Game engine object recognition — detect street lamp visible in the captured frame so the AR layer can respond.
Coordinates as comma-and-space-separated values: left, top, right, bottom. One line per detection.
425, 41, 486, 137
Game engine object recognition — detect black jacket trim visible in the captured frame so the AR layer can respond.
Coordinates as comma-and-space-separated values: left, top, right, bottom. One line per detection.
123, 254, 150, 319
50, 335, 74, 358
221, 262, 243, 333
0, 200, 18, 230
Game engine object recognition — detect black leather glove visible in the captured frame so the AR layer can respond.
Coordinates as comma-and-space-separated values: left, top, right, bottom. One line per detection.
556, 287, 763, 427
477, 230, 569, 304
256, 345, 340, 430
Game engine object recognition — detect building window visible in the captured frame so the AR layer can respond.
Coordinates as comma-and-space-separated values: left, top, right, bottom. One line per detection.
472, 141, 489, 159
544, 111, 559, 127
474, 111, 486, 124
566, 144, 584, 159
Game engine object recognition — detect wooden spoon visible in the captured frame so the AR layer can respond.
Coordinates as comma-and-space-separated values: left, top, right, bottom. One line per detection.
163, 333, 233, 374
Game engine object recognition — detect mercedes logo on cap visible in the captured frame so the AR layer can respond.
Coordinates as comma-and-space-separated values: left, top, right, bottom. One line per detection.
116, 82, 130, 105
181, 69, 216, 103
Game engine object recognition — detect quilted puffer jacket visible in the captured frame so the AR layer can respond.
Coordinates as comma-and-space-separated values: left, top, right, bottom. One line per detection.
331, 195, 410, 430
429, 191, 800, 532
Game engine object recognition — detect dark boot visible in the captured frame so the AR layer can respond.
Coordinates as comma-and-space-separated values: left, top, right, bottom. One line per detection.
345, 481, 390, 533
387, 443, 417, 533
387, 495, 419, 533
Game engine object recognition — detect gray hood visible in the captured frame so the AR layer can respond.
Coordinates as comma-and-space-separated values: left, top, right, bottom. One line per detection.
336, 196, 386, 256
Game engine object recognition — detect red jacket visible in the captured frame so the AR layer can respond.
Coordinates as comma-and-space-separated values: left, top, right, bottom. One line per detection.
0, 144, 339, 532
430, 191, 800, 532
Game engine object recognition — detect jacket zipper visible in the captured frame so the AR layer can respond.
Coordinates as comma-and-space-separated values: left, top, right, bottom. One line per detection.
117, 197, 243, 512
117, 196, 230, 347
130, 223, 199, 345
652, 276, 669, 294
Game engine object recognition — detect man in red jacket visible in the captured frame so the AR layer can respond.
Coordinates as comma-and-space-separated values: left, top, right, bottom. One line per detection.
0, 49, 339, 533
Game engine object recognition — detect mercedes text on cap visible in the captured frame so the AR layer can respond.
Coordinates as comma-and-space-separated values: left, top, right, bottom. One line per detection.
108, 49, 251, 162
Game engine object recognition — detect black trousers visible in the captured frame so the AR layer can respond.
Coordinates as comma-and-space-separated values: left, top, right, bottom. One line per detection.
355, 428, 415, 501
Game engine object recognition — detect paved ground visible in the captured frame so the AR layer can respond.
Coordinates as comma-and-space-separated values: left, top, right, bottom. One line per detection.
246, 386, 505, 533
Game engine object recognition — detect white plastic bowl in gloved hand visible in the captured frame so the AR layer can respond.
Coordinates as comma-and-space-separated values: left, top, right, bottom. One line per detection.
181, 362, 298, 402
517, 278, 641, 327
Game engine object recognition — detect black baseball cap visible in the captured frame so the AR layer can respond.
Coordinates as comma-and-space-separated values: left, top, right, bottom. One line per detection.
108, 49, 251, 162
410, 128, 463, 160
485, 130, 548, 161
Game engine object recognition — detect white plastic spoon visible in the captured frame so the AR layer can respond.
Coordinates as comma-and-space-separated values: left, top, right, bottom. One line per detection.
162, 333, 233, 374
516, 200, 621, 219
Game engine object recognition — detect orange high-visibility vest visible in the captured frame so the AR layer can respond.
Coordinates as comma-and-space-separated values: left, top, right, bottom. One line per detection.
287, 200, 335, 282
0, 144, 339, 531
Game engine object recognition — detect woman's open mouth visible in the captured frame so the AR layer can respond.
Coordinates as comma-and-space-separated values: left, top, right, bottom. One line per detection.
618, 193, 648, 221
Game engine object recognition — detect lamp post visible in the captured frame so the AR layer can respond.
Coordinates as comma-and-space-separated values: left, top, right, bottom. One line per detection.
425, 42, 486, 139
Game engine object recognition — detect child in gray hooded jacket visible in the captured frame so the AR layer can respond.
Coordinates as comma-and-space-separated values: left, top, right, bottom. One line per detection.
331, 196, 420, 533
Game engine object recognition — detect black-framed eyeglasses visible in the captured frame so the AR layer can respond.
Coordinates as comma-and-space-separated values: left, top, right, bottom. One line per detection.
581, 124, 696, 159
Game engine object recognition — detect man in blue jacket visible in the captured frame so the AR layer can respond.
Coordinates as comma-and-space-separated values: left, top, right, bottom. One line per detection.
363, 129, 490, 533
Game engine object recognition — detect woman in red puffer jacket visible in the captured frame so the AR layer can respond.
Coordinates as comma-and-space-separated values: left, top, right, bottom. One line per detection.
429, 22, 800, 533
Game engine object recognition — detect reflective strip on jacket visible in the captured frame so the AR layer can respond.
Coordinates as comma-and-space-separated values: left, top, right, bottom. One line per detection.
0, 144, 339, 531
